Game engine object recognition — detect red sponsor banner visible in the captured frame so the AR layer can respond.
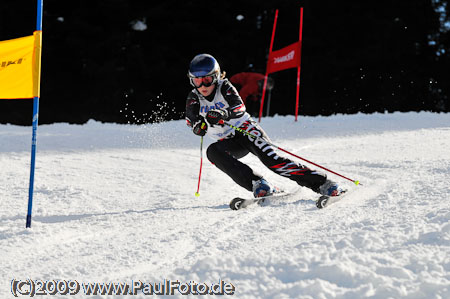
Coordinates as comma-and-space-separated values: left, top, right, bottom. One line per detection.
266, 41, 301, 74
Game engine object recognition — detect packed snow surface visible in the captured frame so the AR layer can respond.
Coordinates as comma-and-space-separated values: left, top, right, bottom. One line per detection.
1, 112, 449, 298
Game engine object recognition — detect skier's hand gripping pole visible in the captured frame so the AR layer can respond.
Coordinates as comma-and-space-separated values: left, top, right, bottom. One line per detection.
223, 121, 361, 186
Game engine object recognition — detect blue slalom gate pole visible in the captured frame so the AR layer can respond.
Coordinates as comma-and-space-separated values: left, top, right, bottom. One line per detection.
27, 98, 39, 228
26, 0, 43, 228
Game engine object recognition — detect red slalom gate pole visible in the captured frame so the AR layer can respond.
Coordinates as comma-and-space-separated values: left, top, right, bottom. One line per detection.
224, 122, 361, 186
259, 9, 279, 123
295, 7, 304, 121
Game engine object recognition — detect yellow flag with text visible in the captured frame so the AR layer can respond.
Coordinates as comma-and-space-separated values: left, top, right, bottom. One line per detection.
0, 31, 42, 99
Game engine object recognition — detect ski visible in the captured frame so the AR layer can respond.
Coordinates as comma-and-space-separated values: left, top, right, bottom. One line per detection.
229, 191, 293, 210
316, 190, 348, 209
230, 189, 351, 210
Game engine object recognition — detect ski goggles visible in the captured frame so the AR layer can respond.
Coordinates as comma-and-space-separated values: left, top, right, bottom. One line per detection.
190, 75, 215, 88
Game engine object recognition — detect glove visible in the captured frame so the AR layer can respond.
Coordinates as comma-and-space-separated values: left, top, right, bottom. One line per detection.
206, 109, 228, 125
192, 119, 207, 136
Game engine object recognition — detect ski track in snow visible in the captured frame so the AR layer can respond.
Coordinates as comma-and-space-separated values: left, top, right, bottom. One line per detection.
1, 112, 449, 298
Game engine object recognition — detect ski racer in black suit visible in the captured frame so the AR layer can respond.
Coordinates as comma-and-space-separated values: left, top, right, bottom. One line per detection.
185, 54, 343, 198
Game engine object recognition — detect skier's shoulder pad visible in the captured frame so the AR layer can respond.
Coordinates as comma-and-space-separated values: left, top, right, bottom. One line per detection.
218, 79, 246, 118
219, 79, 240, 98
187, 89, 200, 102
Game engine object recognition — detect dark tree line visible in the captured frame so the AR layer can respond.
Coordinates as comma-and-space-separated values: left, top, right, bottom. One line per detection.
0, 0, 449, 125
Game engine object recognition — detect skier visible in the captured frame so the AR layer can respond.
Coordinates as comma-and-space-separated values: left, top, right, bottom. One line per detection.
185, 53, 343, 199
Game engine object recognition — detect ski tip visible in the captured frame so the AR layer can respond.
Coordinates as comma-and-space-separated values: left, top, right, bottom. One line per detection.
230, 198, 245, 210
316, 195, 328, 209
354, 180, 360, 186
195, 192, 200, 197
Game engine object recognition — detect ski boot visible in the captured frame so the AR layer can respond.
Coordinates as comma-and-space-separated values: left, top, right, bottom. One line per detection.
252, 178, 277, 198
317, 179, 345, 209
319, 179, 344, 197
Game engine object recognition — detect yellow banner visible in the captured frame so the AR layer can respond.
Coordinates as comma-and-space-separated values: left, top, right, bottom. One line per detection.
0, 31, 41, 99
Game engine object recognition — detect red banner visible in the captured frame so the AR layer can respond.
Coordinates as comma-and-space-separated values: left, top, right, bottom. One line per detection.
266, 41, 301, 74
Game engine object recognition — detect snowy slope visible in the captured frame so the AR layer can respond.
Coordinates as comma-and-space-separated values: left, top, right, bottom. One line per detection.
1, 112, 449, 298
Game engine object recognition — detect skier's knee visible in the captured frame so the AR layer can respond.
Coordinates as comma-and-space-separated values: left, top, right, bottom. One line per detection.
206, 143, 219, 164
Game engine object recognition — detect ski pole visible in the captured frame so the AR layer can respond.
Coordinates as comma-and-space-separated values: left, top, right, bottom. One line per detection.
224, 122, 361, 186
195, 123, 207, 196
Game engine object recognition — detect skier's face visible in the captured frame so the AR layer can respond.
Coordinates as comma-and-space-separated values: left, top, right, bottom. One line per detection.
197, 83, 215, 97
